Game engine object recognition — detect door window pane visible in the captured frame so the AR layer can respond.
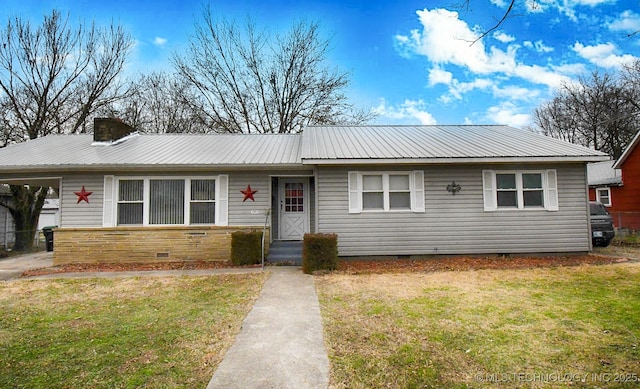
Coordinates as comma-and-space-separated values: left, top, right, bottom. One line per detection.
285, 182, 304, 212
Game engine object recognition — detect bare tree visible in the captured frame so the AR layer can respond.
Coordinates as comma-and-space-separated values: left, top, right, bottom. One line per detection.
174, 7, 372, 134
101, 72, 211, 134
533, 69, 640, 159
0, 10, 133, 250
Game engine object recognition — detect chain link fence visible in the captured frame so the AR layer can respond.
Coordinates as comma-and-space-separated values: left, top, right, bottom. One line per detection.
1, 229, 44, 250
610, 212, 640, 233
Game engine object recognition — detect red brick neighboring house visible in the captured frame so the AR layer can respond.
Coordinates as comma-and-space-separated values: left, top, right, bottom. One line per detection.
589, 131, 640, 230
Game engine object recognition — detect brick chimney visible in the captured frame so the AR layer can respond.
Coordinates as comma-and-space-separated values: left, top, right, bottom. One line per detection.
93, 118, 135, 142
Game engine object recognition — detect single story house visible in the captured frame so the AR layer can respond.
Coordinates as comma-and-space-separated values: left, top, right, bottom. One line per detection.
0, 118, 608, 264
587, 130, 640, 230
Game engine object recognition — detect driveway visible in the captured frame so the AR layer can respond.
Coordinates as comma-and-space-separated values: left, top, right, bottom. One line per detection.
0, 251, 53, 281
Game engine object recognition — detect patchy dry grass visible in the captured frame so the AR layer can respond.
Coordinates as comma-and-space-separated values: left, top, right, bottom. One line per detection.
0, 273, 266, 388
317, 263, 640, 388
594, 244, 640, 261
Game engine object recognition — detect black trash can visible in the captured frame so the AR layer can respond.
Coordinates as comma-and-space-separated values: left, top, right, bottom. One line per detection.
42, 226, 56, 252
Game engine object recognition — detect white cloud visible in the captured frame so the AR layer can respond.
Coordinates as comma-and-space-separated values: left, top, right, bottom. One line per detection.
523, 40, 554, 53
153, 37, 168, 47
514, 64, 568, 88
486, 102, 531, 127
428, 66, 453, 86
492, 85, 539, 101
574, 0, 614, 5
531, 0, 615, 21
394, 9, 490, 72
552, 63, 587, 75
572, 42, 638, 68
447, 78, 493, 100
609, 10, 640, 33
372, 99, 437, 125
394, 8, 570, 89
493, 31, 515, 43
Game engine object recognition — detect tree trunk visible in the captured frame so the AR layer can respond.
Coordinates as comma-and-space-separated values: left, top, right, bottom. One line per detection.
7, 186, 48, 251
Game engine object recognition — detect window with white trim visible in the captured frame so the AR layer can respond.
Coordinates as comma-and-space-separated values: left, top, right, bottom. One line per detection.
190, 179, 216, 223
483, 170, 558, 211
114, 176, 226, 226
596, 187, 611, 207
118, 180, 143, 225
349, 171, 424, 213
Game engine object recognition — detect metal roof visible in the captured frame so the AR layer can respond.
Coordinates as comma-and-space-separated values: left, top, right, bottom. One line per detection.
301, 125, 609, 164
0, 133, 303, 172
0, 125, 610, 174
587, 160, 623, 186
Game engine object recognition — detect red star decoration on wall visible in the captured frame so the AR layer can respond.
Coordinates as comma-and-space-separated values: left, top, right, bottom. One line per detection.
74, 186, 93, 204
241, 184, 257, 202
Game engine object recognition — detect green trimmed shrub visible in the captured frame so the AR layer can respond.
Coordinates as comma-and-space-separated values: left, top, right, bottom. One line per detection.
302, 233, 338, 274
230, 230, 262, 265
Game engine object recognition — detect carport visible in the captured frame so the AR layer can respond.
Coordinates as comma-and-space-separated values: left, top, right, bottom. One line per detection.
0, 176, 61, 250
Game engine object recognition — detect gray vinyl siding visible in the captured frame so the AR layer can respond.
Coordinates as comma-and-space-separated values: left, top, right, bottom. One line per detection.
228, 172, 271, 227
60, 175, 104, 227
316, 164, 591, 256
59, 171, 305, 231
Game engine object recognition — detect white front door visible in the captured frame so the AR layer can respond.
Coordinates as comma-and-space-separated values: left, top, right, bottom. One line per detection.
279, 178, 309, 240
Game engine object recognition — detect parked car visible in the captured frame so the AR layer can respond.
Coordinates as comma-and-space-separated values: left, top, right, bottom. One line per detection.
589, 201, 615, 247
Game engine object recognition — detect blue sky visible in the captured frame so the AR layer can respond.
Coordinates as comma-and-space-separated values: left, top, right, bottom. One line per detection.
1, 0, 639, 127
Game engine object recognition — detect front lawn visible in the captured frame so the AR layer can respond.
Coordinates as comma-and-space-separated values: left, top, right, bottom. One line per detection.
0, 273, 266, 388
317, 263, 640, 388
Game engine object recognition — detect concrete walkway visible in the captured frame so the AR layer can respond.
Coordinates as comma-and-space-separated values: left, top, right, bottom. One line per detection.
207, 267, 330, 389
0, 251, 53, 281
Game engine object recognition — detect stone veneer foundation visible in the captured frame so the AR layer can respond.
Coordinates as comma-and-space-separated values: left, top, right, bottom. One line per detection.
52, 226, 269, 265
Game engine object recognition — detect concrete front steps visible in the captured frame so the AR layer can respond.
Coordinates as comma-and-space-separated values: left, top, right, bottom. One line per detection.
267, 240, 303, 265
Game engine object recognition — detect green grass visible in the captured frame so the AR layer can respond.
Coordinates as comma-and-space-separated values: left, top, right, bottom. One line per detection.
0, 273, 266, 388
317, 263, 640, 388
